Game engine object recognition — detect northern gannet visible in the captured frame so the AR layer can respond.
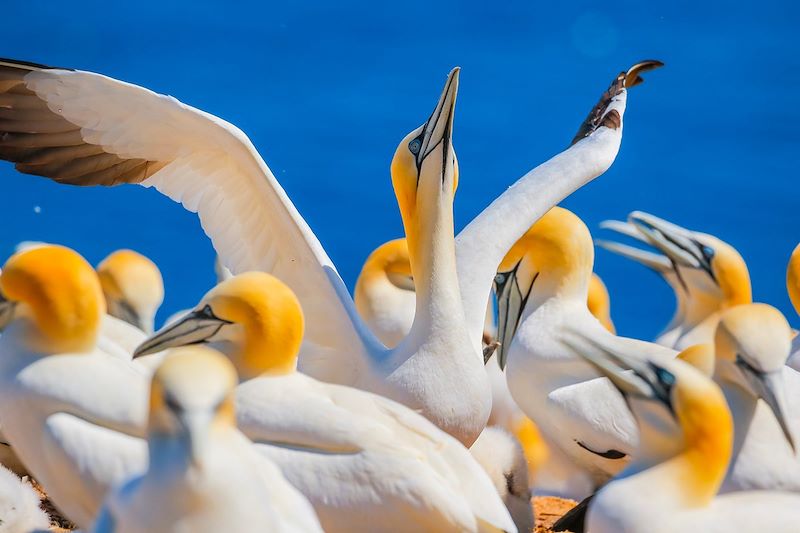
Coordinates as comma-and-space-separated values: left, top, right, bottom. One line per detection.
713, 303, 800, 492
601, 212, 751, 349
0, 464, 49, 532
93, 346, 322, 533
495, 207, 676, 487
133, 272, 517, 533
0, 57, 660, 446
569, 333, 800, 532
0, 245, 150, 528
97, 249, 164, 334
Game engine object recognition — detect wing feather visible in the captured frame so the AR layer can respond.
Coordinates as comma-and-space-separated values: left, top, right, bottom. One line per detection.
0, 58, 378, 366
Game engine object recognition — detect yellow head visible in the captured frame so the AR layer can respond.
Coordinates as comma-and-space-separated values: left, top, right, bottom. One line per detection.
0, 245, 104, 353
587, 273, 615, 334
787, 243, 800, 317
97, 249, 164, 333
714, 303, 795, 451
390, 68, 459, 267
499, 207, 594, 297
148, 346, 237, 465
494, 207, 593, 368
135, 272, 304, 380
355, 238, 413, 297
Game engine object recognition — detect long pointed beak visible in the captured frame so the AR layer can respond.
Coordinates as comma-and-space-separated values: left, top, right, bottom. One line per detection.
494, 266, 534, 370
179, 410, 213, 467
133, 307, 230, 358
417, 67, 459, 168
629, 212, 713, 278
595, 240, 672, 273
0, 293, 15, 330
562, 332, 653, 398
739, 364, 796, 452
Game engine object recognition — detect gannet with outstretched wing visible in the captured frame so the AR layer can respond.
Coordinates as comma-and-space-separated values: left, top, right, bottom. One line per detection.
0, 58, 661, 446
93, 346, 322, 533
134, 272, 517, 533
0, 61, 495, 445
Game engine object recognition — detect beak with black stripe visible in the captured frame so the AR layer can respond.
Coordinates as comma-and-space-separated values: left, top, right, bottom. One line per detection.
134, 304, 232, 358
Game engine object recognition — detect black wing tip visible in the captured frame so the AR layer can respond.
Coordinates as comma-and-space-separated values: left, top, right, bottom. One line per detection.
0, 57, 73, 72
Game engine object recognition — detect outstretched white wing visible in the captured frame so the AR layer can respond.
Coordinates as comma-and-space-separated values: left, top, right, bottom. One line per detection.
0, 58, 378, 377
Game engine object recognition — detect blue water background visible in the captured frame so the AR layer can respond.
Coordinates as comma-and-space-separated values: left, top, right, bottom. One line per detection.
2, 1, 799, 340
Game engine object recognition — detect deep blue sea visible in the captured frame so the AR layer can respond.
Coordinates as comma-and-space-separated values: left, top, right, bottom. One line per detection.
3, 1, 799, 340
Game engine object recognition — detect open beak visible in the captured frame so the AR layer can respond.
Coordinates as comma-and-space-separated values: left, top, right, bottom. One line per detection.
629, 212, 716, 282
596, 219, 673, 273
0, 292, 15, 330
133, 306, 230, 358
738, 361, 796, 452
416, 67, 459, 170
494, 265, 535, 370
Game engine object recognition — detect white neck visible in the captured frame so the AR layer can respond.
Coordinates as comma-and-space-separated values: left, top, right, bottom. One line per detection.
404, 181, 471, 355
455, 94, 627, 345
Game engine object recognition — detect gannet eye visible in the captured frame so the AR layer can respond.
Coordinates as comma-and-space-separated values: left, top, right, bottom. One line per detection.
408, 138, 422, 155
655, 367, 676, 388
702, 245, 715, 259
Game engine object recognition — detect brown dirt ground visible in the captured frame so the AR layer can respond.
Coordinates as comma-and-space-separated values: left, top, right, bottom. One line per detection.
29, 480, 578, 532
533, 495, 578, 532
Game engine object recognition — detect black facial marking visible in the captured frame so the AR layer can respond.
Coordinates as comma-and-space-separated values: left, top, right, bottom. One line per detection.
576, 440, 627, 460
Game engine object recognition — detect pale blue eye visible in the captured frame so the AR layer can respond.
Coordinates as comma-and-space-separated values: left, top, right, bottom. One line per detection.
656, 367, 675, 387
702, 245, 715, 259
408, 139, 421, 155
